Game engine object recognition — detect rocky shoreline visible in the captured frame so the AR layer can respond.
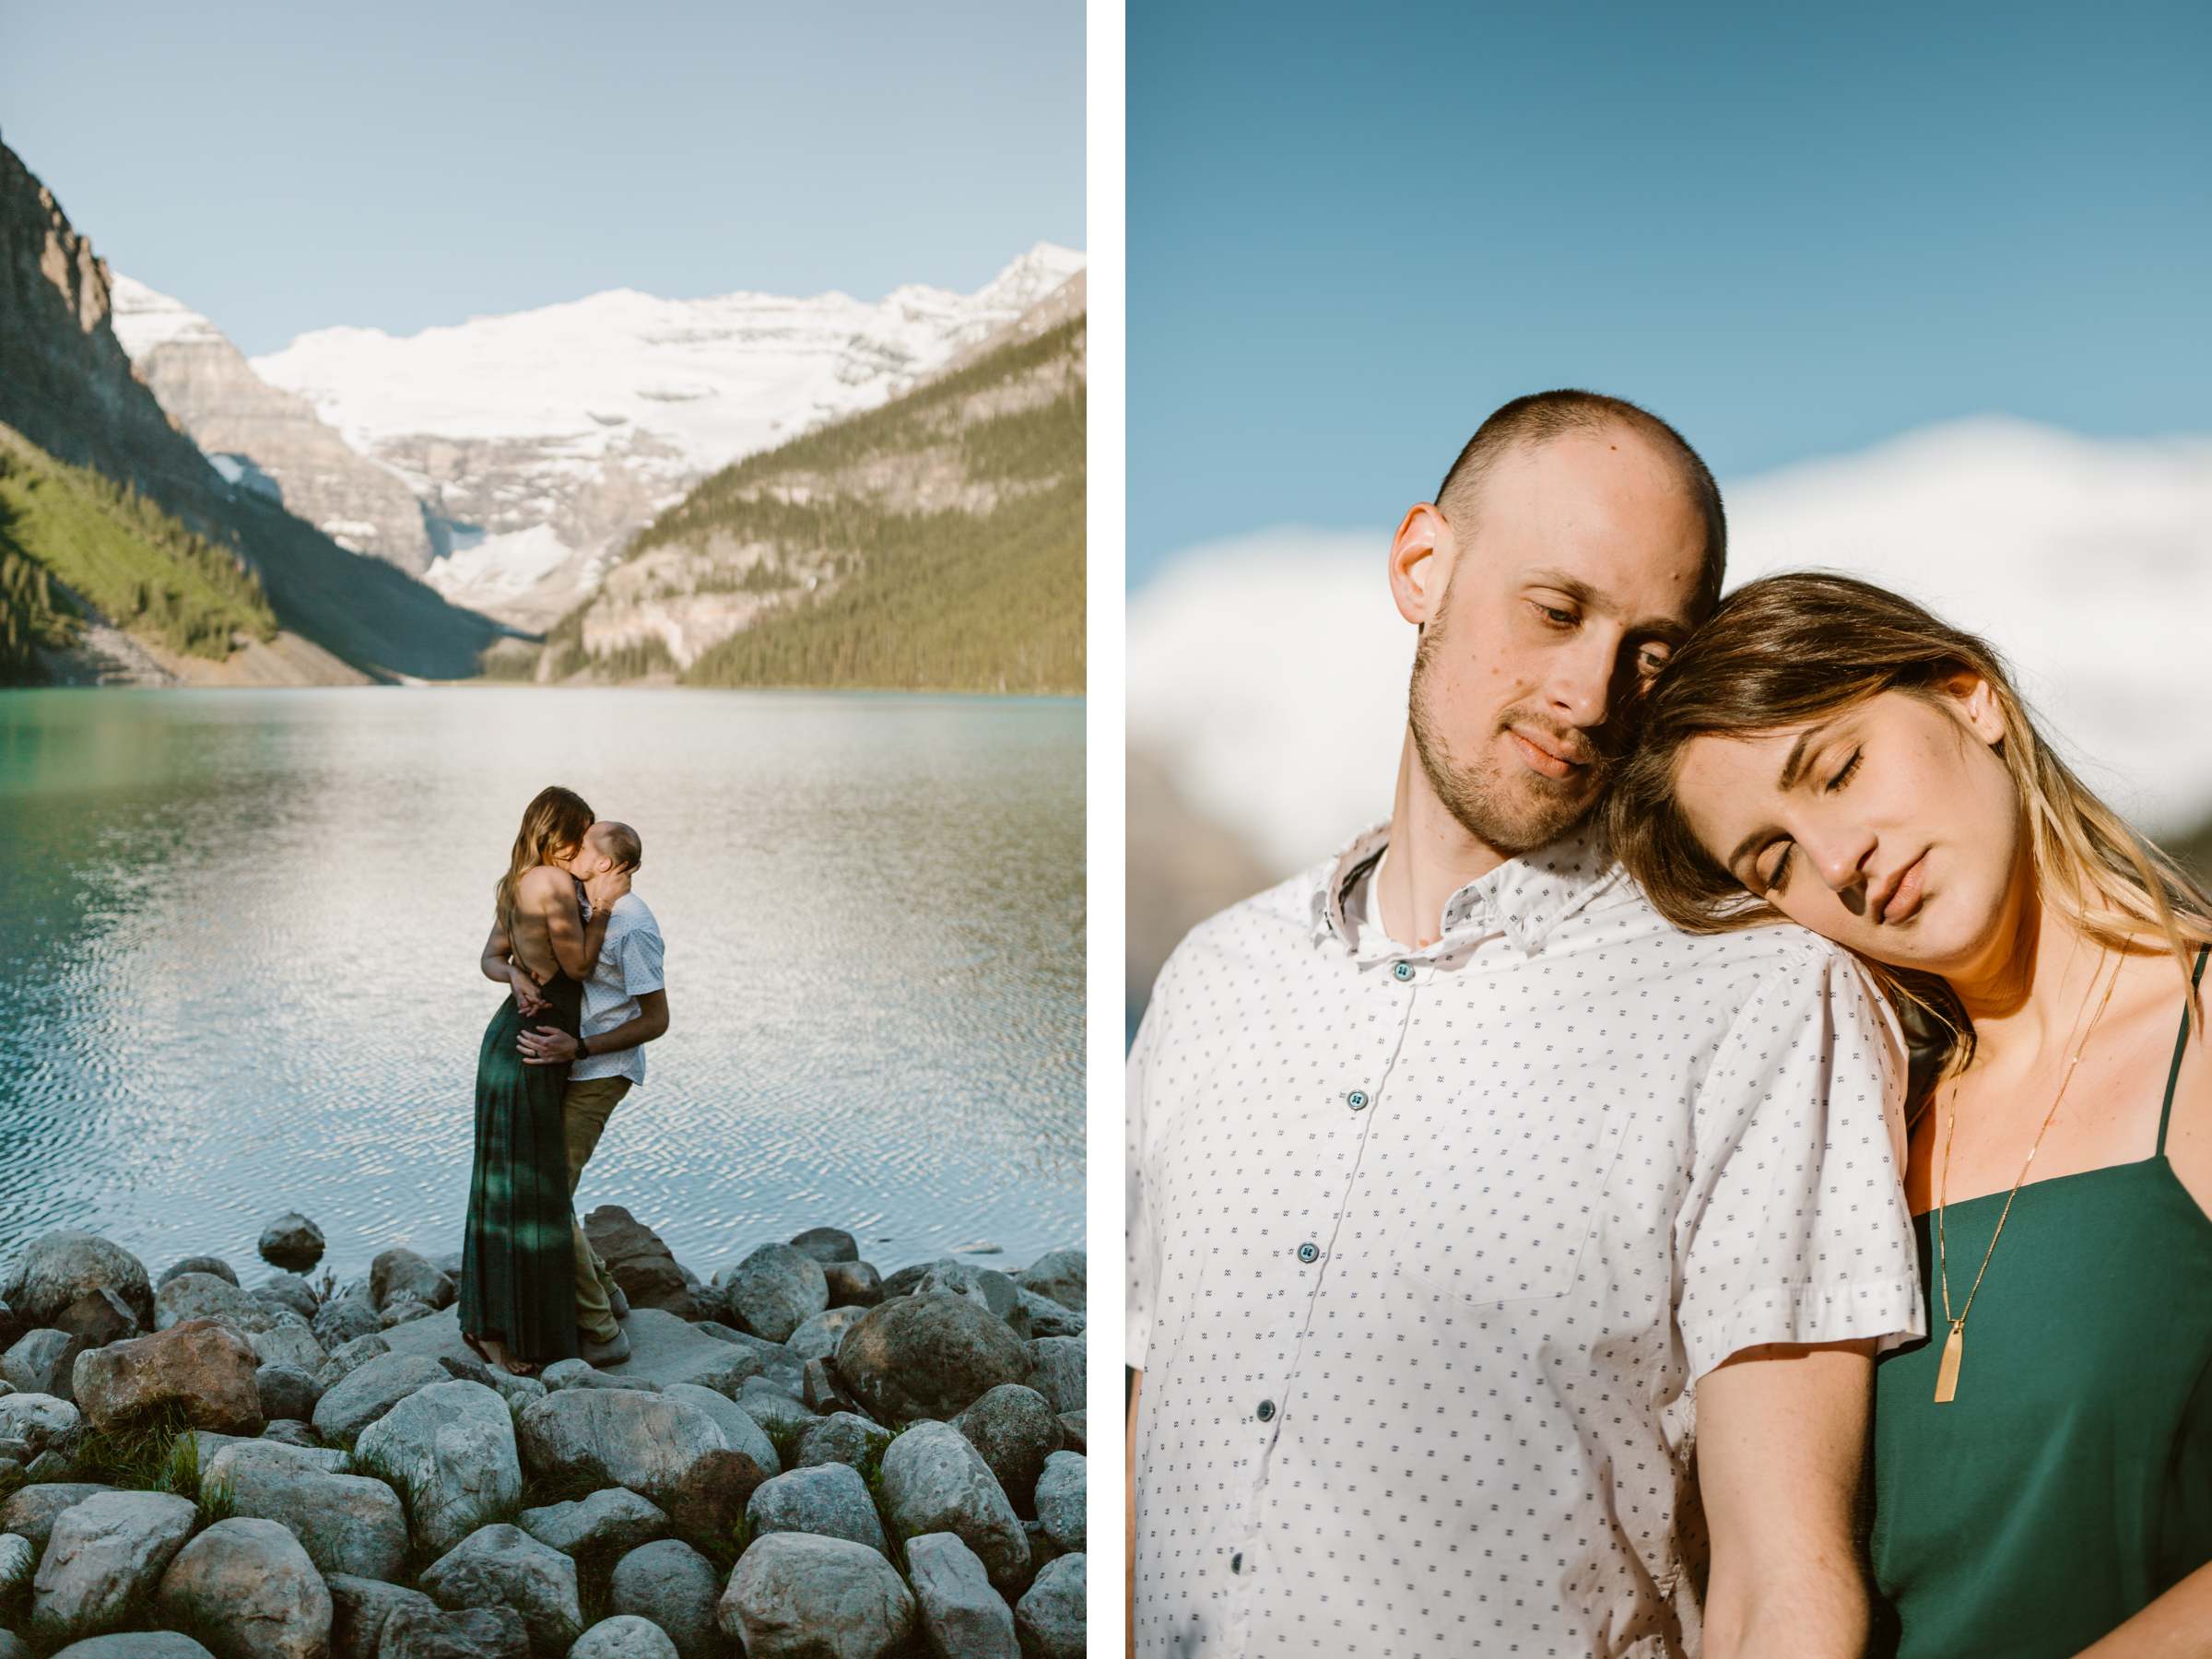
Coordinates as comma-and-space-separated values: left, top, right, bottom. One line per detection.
0, 1207, 1087, 1659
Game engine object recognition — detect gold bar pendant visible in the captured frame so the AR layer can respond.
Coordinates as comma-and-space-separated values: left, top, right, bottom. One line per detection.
1934, 1321, 1965, 1404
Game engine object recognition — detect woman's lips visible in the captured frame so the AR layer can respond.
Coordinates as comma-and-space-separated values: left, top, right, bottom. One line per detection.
1880, 853, 1928, 924
1509, 728, 1584, 780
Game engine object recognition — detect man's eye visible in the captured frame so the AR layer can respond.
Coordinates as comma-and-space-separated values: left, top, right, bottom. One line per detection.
1636, 647, 1671, 676
1533, 602, 1576, 629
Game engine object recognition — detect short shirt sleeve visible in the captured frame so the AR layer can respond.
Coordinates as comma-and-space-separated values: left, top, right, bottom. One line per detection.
1126, 955, 1179, 1374
1674, 944, 1924, 1382
620, 921, 665, 998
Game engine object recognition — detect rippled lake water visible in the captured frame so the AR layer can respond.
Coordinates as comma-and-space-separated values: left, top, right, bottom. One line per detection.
0, 688, 1083, 1288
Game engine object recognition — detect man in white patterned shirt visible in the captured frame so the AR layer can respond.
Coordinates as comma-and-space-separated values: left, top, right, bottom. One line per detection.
1125, 391, 1923, 1658
512, 819, 668, 1365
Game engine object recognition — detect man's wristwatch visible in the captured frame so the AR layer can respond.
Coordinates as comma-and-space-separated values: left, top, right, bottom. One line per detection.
575, 1033, 592, 1059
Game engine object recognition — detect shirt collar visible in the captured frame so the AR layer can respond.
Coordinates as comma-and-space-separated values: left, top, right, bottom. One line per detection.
1309, 816, 1623, 959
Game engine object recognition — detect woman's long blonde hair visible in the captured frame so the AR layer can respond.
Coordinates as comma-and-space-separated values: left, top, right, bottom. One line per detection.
496, 785, 594, 937
1604, 571, 2212, 1078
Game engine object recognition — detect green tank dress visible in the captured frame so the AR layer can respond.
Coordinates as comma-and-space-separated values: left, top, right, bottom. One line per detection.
457, 957, 584, 1367
1868, 945, 2212, 1657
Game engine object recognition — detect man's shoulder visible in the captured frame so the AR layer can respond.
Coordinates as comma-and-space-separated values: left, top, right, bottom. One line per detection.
1585, 879, 1865, 1003
611, 891, 663, 938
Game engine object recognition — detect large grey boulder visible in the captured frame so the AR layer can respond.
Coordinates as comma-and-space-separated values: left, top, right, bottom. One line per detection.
254, 1274, 321, 1321
154, 1274, 303, 1338
257, 1216, 325, 1274
48, 1639, 216, 1659
249, 1324, 329, 1373
606, 1541, 719, 1659
324, 1575, 439, 1659
377, 1605, 529, 1659
796, 1412, 893, 1473
0, 1391, 81, 1459
1016, 1289, 1085, 1339
878, 1421, 1030, 1594
72, 1319, 264, 1436
0, 1527, 35, 1594
1013, 1250, 1085, 1313
1, 1482, 113, 1550
516, 1488, 667, 1559
1022, 1336, 1084, 1415
785, 1308, 867, 1369
836, 1294, 1030, 1425
155, 1517, 332, 1659
256, 1362, 322, 1424
159, 1258, 238, 1290
660, 1383, 779, 1475
312, 1290, 381, 1352
4, 1329, 88, 1403
311, 1351, 449, 1447
53, 1288, 140, 1348
204, 1439, 351, 1479
1033, 1453, 1085, 1554
906, 1532, 1019, 1659
715, 1245, 827, 1344
567, 1618, 676, 1659
787, 1228, 858, 1265
1013, 1553, 1084, 1658
951, 1386, 1063, 1518
29, 1490, 198, 1639
733, 1378, 815, 1441
353, 1380, 522, 1554
418, 1524, 581, 1654
315, 1334, 392, 1393
369, 1248, 453, 1313
513, 1387, 728, 1509
715, 1533, 916, 1659
206, 1445, 408, 1582
914, 1264, 1028, 1337
3, 1232, 153, 1328
746, 1463, 889, 1558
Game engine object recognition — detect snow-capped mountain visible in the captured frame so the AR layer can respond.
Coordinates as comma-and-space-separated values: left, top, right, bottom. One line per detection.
1130, 417, 2212, 887
242, 243, 1085, 629
108, 243, 1084, 631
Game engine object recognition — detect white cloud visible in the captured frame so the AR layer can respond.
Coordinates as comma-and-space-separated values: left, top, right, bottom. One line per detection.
1130, 418, 2212, 872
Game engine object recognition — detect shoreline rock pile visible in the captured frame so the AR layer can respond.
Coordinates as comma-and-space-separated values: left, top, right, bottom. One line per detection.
0, 1215, 1087, 1659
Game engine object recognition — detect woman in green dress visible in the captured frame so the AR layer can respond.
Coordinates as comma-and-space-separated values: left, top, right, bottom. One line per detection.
1604, 571, 2212, 1657
459, 784, 626, 1376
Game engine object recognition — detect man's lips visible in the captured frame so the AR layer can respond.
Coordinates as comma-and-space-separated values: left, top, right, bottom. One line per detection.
1874, 853, 1929, 924
1507, 727, 1592, 780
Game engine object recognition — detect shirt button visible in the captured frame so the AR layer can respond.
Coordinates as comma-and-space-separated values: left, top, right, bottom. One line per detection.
1230, 1550, 1243, 1572
1295, 1241, 1319, 1263
1255, 1398, 1276, 1422
1393, 960, 1414, 981
1346, 1088, 1369, 1111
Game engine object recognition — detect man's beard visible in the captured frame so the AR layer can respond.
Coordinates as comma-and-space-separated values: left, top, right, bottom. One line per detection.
1406, 618, 1613, 857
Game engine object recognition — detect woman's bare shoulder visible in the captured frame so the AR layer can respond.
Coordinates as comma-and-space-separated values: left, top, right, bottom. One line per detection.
513, 865, 570, 904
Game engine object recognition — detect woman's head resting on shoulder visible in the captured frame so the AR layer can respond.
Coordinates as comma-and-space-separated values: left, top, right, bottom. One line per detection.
1603, 571, 2210, 994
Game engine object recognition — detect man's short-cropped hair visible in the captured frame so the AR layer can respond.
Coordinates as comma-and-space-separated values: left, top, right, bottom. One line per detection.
591, 820, 642, 873
1433, 389, 1727, 619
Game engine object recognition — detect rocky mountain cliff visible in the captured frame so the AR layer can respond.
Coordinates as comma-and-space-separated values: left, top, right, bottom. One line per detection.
171, 243, 1087, 633
110, 276, 436, 573
0, 135, 502, 681
509, 278, 1085, 694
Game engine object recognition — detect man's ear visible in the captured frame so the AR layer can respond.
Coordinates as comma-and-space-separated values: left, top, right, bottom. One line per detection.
1388, 503, 1453, 629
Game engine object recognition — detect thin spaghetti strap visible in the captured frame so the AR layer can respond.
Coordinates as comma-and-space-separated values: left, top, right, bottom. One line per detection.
2156, 944, 2212, 1155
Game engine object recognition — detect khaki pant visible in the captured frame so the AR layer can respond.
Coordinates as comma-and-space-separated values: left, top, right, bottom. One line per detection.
563, 1076, 632, 1344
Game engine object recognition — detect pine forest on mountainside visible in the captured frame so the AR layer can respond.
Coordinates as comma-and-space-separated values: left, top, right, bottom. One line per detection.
0, 426, 278, 684
533, 314, 1086, 696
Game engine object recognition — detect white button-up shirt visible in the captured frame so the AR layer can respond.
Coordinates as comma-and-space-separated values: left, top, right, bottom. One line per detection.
1126, 819, 1923, 1658
572, 891, 665, 1088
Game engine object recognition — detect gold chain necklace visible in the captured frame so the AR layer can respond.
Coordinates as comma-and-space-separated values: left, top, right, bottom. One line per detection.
1933, 948, 2123, 1405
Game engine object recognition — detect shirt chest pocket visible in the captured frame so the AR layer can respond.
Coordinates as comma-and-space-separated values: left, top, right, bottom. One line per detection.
1360, 1072, 1639, 1306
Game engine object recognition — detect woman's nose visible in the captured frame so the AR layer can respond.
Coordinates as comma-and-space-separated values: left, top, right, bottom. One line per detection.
1811, 829, 1876, 895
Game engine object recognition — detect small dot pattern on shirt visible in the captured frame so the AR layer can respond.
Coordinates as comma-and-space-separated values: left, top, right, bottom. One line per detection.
1125, 818, 1924, 1658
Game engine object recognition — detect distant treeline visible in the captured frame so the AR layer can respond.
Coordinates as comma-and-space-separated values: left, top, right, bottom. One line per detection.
0, 546, 61, 686
0, 438, 278, 672
534, 316, 1085, 695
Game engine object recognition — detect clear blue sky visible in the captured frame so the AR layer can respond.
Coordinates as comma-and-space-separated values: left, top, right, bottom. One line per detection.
3, 0, 1084, 356
1130, 2, 2210, 586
